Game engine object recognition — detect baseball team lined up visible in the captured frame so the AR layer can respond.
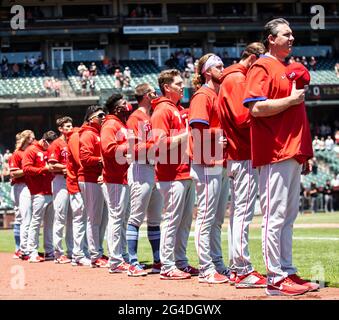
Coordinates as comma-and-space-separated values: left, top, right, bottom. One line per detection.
8, 18, 319, 297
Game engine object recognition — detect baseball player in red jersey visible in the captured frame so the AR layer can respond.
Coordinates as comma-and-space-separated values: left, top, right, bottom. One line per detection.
243, 18, 318, 296
9, 130, 34, 259
151, 69, 198, 280
79, 105, 109, 268
218, 42, 267, 288
101, 94, 133, 274
22, 131, 58, 262
66, 126, 91, 266
48, 117, 74, 264
188, 53, 228, 284
126, 84, 163, 276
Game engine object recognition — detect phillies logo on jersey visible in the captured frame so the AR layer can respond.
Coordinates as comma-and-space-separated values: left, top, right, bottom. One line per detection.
143, 121, 151, 133
61, 148, 68, 161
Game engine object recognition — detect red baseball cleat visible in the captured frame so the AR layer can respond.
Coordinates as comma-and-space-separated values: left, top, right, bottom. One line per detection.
91, 258, 109, 268
235, 271, 267, 289
288, 274, 320, 292
128, 264, 148, 277
198, 271, 228, 284
12, 250, 22, 259
265, 277, 309, 296
54, 255, 71, 264
160, 268, 191, 280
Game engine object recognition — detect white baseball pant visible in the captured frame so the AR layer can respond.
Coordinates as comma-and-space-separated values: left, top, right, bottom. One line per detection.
157, 179, 195, 272
26, 194, 54, 256
211, 167, 229, 273
191, 164, 222, 275
259, 158, 301, 285
11, 183, 32, 254
127, 163, 163, 227
70, 192, 88, 261
52, 175, 73, 258
79, 182, 106, 262
102, 183, 130, 268
227, 160, 258, 275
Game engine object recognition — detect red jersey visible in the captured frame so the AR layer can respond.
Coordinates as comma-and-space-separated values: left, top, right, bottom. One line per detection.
22, 142, 53, 195
218, 63, 251, 161
126, 109, 153, 163
66, 128, 81, 194
150, 96, 190, 181
48, 136, 68, 165
243, 56, 313, 167
100, 114, 129, 184
78, 123, 102, 183
8, 150, 26, 185
188, 85, 224, 166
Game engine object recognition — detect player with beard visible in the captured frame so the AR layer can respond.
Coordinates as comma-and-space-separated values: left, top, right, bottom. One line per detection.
101, 94, 134, 274
189, 54, 228, 284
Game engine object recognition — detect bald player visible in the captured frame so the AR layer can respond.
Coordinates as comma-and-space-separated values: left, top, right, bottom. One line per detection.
151, 69, 198, 280
126, 84, 163, 276
189, 53, 228, 284
243, 18, 317, 296
218, 42, 267, 288
48, 116, 74, 264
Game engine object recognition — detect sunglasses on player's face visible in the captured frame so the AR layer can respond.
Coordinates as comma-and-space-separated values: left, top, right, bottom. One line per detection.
90, 112, 105, 120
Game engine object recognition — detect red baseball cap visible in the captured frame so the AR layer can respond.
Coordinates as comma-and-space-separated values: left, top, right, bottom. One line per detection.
285, 62, 310, 89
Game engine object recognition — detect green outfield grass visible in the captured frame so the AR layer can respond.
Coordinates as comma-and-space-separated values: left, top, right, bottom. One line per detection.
1, 212, 338, 287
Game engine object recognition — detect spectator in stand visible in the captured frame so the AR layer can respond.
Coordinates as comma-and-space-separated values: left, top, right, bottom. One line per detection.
44, 78, 53, 96
122, 76, 132, 91
89, 77, 96, 96
2, 149, 12, 182
301, 56, 308, 68
1, 62, 9, 78
334, 62, 339, 78
12, 63, 20, 77
1, 56, 8, 66
325, 135, 334, 151
123, 66, 131, 80
23, 57, 30, 74
81, 78, 88, 96
77, 62, 87, 77
102, 56, 110, 71
89, 62, 97, 77
310, 157, 318, 175
52, 79, 61, 97
309, 56, 317, 71
318, 137, 326, 151
299, 183, 306, 214
331, 173, 339, 187
29, 56, 36, 69
309, 182, 319, 213
288, 56, 296, 64
312, 136, 320, 151
114, 68, 124, 89
40, 61, 46, 76
323, 180, 334, 212
82, 68, 90, 80
0, 152, 4, 183
295, 57, 301, 63
335, 130, 339, 144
